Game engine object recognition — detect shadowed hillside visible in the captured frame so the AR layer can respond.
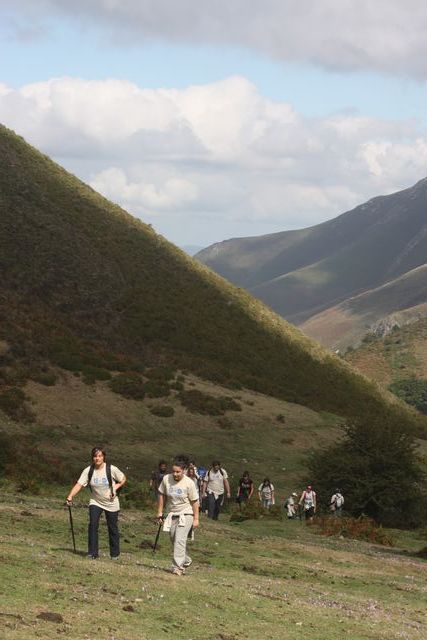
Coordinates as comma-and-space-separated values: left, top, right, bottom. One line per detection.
197, 180, 427, 325
0, 124, 424, 433
301, 263, 427, 350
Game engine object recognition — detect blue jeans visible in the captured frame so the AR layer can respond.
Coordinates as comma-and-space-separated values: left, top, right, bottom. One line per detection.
88, 505, 120, 558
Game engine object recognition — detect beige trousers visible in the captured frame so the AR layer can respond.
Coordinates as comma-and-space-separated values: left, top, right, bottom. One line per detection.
169, 514, 193, 569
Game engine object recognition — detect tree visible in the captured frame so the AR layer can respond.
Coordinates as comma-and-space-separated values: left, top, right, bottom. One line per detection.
307, 412, 426, 527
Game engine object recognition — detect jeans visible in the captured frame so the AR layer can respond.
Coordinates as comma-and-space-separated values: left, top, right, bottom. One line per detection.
207, 492, 223, 520
88, 505, 120, 558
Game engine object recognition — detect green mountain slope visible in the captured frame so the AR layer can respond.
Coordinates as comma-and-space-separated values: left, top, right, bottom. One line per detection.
197, 180, 427, 323
0, 124, 423, 431
301, 263, 427, 350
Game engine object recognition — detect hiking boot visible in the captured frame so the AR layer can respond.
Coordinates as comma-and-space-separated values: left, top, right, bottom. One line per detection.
110, 556, 119, 561
87, 554, 99, 560
171, 567, 183, 576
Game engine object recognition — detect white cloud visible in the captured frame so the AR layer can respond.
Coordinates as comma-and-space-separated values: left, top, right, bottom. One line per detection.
1, 75, 426, 243
4, 1, 427, 77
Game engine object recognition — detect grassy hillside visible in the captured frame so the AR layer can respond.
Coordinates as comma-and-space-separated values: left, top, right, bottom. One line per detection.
1, 490, 427, 640
0, 123, 422, 434
197, 179, 427, 323
345, 317, 427, 388
301, 264, 427, 350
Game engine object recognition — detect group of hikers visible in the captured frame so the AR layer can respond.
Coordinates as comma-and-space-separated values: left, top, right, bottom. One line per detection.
66, 448, 345, 576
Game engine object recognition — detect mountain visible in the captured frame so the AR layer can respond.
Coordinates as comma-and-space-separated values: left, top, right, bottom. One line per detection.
180, 244, 205, 256
0, 124, 423, 445
196, 180, 427, 326
300, 263, 427, 351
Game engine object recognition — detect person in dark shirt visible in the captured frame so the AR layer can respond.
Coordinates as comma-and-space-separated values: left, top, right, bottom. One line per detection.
149, 460, 168, 496
236, 470, 254, 507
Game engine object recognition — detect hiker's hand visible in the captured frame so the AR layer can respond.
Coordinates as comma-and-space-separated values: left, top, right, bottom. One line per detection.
66, 498, 72, 505
155, 515, 164, 524
193, 518, 199, 528
227, 493, 231, 499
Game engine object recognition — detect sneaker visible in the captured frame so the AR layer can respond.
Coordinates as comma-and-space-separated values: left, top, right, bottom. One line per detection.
110, 556, 119, 561
87, 554, 99, 560
171, 567, 183, 576
183, 558, 192, 568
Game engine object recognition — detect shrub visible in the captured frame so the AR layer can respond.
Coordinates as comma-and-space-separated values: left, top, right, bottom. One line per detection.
81, 365, 112, 385
144, 380, 171, 398
109, 373, 145, 399
314, 515, 394, 546
307, 412, 426, 527
51, 352, 83, 372
0, 387, 35, 422
150, 405, 175, 418
229, 500, 282, 522
389, 378, 427, 414
145, 366, 175, 382
179, 389, 241, 415
276, 414, 285, 423
32, 371, 57, 386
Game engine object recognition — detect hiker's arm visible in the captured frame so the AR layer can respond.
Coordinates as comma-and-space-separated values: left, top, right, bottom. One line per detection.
236, 485, 241, 498
191, 498, 199, 528
114, 474, 127, 493
202, 480, 208, 497
156, 493, 165, 520
248, 484, 254, 499
66, 482, 83, 503
224, 478, 231, 498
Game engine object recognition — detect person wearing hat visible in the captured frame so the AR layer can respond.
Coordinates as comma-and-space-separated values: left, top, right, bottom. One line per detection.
299, 485, 316, 522
284, 492, 298, 519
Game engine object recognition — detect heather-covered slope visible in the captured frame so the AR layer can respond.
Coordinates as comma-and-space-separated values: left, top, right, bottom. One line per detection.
0, 124, 422, 430
197, 180, 427, 323
301, 263, 427, 350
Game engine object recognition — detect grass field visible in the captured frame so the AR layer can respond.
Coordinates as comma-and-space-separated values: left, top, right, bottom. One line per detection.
1, 490, 426, 640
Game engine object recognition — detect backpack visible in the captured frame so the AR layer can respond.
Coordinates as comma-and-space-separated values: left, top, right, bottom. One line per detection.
335, 494, 343, 508
87, 463, 115, 498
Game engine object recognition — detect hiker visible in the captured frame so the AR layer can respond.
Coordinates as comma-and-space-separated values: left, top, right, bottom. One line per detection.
299, 485, 317, 522
258, 478, 275, 508
202, 460, 231, 520
236, 471, 254, 507
66, 446, 126, 559
284, 492, 298, 518
156, 455, 199, 575
149, 460, 168, 497
187, 465, 199, 491
330, 488, 345, 517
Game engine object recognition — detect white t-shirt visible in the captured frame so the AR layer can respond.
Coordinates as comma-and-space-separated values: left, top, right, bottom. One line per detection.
204, 468, 228, 496
77, 464, 125, 512
258, 483, 274, 500
158, 474, 199, 514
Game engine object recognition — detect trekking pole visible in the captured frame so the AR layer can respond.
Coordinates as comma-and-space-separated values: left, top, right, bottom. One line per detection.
152, 520, 163, 553
67, 503, 77, 553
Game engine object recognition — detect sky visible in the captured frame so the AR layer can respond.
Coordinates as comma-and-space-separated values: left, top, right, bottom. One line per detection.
2, 1, 427, 248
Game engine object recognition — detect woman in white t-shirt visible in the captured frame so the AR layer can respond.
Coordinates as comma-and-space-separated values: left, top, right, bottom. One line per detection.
156, 456, 199, 576
258, 478, 275, 508
66, 447, 126, 559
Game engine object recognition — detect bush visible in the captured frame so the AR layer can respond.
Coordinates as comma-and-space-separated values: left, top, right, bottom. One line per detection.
229, 500, 282, 522
307, 412, 426, 527
81, 365, 112, 385
150, 405, 175, 418
145, 366, 175, 382
276, 414, 285, 423
314, 516, 394, 546
0, 387, 35, 422
179, 389, 241, 415
109, 373, 145, 399
389, 378, 427, 414
144, 380, 171, 398
32, 371, 57, 386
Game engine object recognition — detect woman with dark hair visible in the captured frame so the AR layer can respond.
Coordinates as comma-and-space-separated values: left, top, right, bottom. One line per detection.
156, 455, 199, 575
66, 447, 127, 559
258, 477, 275, 509
236, 471, 254, 507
